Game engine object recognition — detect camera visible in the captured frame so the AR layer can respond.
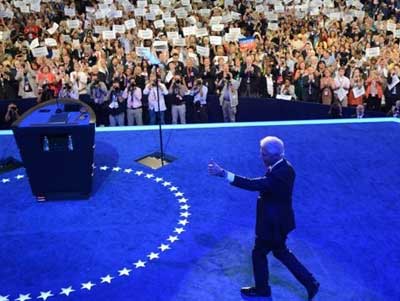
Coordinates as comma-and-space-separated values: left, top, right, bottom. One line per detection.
225, 74, 231, 81
152, 81, 157, 87
65, 83, 71, 90
175, 80, 181, 85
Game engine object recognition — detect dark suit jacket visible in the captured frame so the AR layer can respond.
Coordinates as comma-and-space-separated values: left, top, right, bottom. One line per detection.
302, 76, 320, 103
231, 159, 296, 241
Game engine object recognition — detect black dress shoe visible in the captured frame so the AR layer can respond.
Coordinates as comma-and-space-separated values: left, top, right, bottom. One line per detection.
307, 281, 320, 301
240, 287, 271, 297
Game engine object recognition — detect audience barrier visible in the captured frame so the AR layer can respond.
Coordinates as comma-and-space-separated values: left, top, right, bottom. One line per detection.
0, 96, 385, 129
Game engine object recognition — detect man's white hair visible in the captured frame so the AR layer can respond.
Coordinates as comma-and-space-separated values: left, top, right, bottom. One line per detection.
260, 136, 285, 157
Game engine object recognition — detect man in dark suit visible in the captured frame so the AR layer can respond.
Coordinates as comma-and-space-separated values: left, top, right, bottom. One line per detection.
302, 67, 320, 103
208, 136, 319, 300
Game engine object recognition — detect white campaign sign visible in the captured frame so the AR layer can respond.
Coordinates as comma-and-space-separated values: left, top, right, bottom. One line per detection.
154, 19, 165, 29
32, 46, 49, 58
67, 19, 80, 29
113, 24, 126, 34
196, 45, 210, 57
365, 47, 380, 58
210, 36, 222, 45
45, 38, 58, 47
352, 86, 365, 98
124, 19, 136, 29
102, 30, 116, 40
138, 29, 153, 39
183, 26, 197, 36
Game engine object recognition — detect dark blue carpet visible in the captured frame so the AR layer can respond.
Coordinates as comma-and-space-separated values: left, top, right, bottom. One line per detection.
0, 120, 399, 301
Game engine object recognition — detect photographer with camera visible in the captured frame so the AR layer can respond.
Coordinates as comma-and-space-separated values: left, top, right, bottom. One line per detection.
106, 80, 126, 126
190, 78, 209, 123
217, 64, 240, 122
58, 81, 79, 100
123, 79, 143, 126
143, 72, 168, 125
37, 83, 55, 103
89, 74, 108, 126
15, 61, 37, 99
4, 103, 20, 129
168, 75, 188, 124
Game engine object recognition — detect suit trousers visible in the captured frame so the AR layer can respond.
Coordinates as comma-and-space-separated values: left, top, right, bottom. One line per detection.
252, 236, 315, 295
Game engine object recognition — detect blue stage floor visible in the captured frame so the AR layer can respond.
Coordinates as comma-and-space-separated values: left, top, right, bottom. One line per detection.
0, 118, 399, 301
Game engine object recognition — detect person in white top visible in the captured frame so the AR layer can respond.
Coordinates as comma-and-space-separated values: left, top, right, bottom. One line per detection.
123, 79, 143, 126
143, 72, 168, 125
70, 63, 88, 97
334, 67, 350, 107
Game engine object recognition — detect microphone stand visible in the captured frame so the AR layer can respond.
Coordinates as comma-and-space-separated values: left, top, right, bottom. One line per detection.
154, 66, 165, 166
135, 50, 176, 169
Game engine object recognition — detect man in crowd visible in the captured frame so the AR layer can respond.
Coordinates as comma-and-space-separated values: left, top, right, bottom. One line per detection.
303, 67, 320, 103
191, 78, 209, 123
217, 65, 240, 122
240, 55, 262, 97
123, 78, 143, 126
169, 74, 188, 124
106, 80, 125, 126
143, 72, 168, 125
89, 74, 108, 126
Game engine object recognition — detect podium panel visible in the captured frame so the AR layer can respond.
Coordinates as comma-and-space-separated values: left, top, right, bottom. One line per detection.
12, 99, 96, 200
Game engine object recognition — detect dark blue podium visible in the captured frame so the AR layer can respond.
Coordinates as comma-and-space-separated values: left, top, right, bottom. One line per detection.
12, 99, 96, 200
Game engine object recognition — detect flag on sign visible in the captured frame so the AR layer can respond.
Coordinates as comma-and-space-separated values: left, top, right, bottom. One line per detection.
239, 37, 256, 51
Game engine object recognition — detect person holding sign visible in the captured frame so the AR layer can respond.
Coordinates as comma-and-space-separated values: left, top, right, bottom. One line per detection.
333, 67, 350, 107
208, 136, 319, 300
348, 68, 365, 107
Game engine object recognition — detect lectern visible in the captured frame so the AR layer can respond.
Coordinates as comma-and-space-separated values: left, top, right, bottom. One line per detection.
12, 99, 96, 200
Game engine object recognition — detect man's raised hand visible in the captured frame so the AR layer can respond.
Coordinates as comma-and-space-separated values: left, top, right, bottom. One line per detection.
208, 160, 225, 177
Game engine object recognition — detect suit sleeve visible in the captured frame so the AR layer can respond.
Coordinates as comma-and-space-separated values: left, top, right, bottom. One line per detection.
231, 175, 273, 192
231, 166, 294, 192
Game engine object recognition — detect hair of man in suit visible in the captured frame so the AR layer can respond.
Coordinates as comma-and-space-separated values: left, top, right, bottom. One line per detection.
260, 136, 285, 167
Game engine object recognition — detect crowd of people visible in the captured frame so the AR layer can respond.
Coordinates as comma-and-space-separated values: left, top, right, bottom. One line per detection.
1, 0, 400, 127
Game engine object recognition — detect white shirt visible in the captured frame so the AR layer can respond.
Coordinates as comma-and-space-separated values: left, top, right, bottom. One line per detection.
191, 85, 208, 105
143, 83, 168, 111
123, 87, 142, 109
70, 71, 88, 95
334, 75, 350, 101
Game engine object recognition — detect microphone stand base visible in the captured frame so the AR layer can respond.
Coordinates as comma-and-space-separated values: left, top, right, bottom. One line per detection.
135, 152, 176, 170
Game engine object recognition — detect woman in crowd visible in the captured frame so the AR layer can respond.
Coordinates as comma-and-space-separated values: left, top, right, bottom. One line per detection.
348, 68, 365, 107
320, 69, 336, 105
365, 69, 384, 111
